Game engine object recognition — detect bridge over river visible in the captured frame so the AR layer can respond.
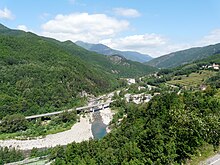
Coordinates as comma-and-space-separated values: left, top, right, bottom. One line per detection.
25, 100, 114, 120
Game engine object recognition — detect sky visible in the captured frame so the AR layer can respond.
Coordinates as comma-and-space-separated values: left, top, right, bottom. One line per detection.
0, 0, 220, 57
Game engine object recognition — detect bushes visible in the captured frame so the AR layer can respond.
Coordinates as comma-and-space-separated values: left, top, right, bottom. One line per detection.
0, 111, 78, 137
52, 111, 78, 125
0, 114, 27, 133
0, 147, 24, 164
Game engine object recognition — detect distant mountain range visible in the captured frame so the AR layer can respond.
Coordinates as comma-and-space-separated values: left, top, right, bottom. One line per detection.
61, 41, 157, 78
146, 43, 220, 68
75, 41, 153, 63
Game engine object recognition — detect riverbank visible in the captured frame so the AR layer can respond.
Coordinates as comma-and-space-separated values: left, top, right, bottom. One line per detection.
99, 108, 114, 133
0, 116, 93, 150
0, 107, 114, 150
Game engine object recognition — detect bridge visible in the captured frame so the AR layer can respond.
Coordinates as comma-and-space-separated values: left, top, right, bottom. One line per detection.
25, 100, 114, 120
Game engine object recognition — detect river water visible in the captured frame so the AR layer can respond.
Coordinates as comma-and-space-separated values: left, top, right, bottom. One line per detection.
91, 111, 107, 139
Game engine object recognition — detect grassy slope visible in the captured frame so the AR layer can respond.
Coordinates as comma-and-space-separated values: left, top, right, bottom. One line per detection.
149, 54, 220, 89
167, 70, 217, 87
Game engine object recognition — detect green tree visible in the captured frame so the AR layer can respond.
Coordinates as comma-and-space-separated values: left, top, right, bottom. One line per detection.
0, 114, 27, 133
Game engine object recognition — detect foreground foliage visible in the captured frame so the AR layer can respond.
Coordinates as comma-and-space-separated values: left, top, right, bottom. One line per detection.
0, 147, 24, 165
51, 90, 220, 164
0, 111, 78, 138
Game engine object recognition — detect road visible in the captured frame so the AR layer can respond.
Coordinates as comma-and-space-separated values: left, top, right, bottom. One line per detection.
200, 153, 220, 165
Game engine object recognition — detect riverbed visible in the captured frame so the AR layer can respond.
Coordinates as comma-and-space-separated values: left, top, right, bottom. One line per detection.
0, 108, 114, 150
92, 111, 107, 139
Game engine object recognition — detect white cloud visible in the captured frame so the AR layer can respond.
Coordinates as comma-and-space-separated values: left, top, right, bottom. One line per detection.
100, 34, 170, 57
197, 29, 220, 46
39, 11, 220, 57
100, 28, 220, 57
113, 8, 141, 18
41, 13, 129, 43
17, 25, 29, 32
0, 7, 14, 20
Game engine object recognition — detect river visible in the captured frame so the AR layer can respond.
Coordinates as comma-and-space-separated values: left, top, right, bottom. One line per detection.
91, 111, 107, 139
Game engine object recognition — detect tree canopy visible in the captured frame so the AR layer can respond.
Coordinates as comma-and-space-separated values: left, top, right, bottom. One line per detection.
51, 90, 220, 164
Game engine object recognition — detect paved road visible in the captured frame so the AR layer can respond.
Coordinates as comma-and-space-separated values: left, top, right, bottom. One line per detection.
200, 153, 220, 165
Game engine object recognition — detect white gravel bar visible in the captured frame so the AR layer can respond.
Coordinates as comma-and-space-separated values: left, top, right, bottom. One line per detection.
0, 108, 114, 150
0, 116, 93, 150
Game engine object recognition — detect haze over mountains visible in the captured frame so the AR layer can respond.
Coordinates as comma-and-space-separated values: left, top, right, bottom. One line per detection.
75, 41, 153, 63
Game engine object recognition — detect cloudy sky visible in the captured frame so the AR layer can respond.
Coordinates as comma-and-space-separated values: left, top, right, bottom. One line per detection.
1, 0, 220, 57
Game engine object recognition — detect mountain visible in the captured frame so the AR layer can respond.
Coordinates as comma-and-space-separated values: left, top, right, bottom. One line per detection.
145, 53, 220, 88
0, 24, 157, 117
75, 41, 153, 63
0, 24, 9, 30
0, 25, 119, 117
59, 41, 157, 78
146, 43, 220, 68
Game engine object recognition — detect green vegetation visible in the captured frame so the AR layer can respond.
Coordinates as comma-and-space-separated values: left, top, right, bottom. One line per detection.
75, 41, 152, 63
206, 72, 220, 88
144, 54, 220, 90
147, 43, 220, 68
0, 147, 24, 165
0, 114, 27, 133
188, 144, 220, 165
167, 70, 216, 88
0, 26, 121, 118
50, 89, 220, 164
60, 41, 157, 78
0, 24, 156, 118
1, 24, 220, 165
0, 111, 78, 139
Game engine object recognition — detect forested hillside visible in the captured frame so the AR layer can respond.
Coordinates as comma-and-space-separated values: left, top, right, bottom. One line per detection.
51, 91, 220, 164
144, 54, 220, 89
75, 41, 152, 63
0, 25, 120, 118
50, 54, 220, 164
0, 24, 158, 118
147, 43, 220, 68
59, 41, 157, 77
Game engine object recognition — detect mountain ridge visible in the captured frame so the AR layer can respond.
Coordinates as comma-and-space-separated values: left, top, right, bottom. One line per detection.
146, 43, 220, 68
0, 24, 157, 117
75, 40, 153, 63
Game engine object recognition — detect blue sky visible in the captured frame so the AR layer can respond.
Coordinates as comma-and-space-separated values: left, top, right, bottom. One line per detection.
0, 0, 220, 57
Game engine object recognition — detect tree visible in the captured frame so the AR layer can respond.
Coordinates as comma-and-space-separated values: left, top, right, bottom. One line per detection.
0, 114, 28, 133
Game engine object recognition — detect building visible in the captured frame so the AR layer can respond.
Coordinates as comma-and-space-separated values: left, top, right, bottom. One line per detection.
127, 78, 136, 85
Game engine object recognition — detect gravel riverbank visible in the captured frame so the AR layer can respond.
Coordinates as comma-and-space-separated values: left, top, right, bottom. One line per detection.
0, 116, 93, 150
0, 108, 114, 150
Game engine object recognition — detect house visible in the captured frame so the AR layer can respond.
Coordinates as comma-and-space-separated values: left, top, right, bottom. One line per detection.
201, 63, 219, 70
127, 78, 136, 85
213, 63, 219, 70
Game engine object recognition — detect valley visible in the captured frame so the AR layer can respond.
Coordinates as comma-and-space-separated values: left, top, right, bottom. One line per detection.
0, 5, 220, 165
